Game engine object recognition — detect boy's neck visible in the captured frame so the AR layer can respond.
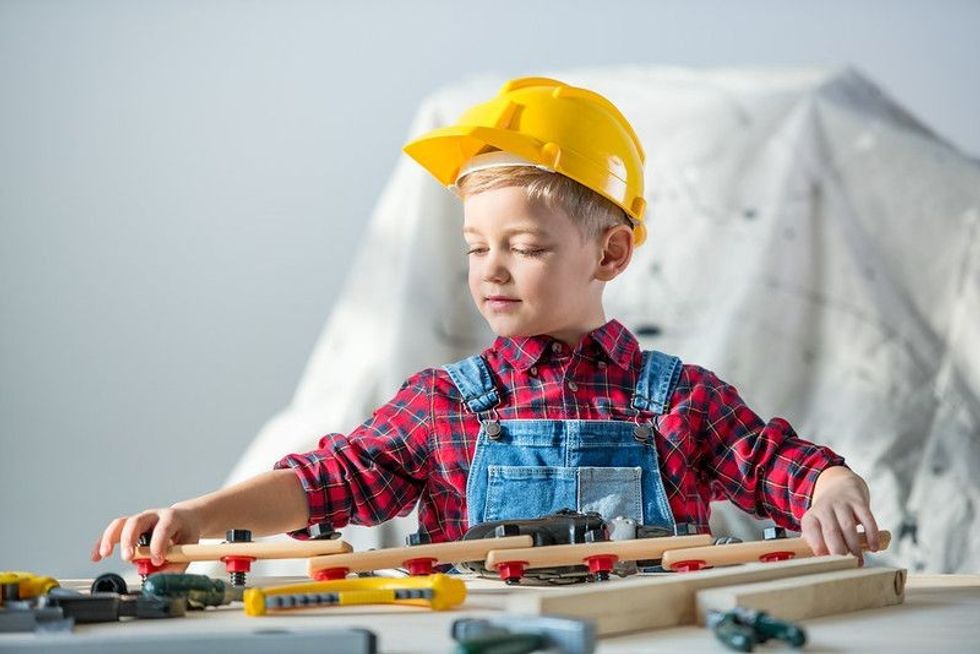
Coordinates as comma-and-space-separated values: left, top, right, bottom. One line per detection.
545, 312, 608, 350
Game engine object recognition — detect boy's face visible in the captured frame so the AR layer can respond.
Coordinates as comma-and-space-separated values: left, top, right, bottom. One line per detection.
462, 185, 605, 341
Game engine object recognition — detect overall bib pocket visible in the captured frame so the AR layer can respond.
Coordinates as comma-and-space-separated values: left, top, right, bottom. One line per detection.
484, 465, 577, 522
577, 466, 644, 524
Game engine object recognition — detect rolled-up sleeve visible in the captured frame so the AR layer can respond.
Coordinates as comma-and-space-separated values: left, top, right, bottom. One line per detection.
274, 369, 435, 538
693, 367, 845, 529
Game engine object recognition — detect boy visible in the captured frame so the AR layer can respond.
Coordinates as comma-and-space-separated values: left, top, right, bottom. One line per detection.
93, 77, 879, 571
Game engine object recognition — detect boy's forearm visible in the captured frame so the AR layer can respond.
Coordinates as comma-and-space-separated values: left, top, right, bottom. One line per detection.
172, 469, 310, 539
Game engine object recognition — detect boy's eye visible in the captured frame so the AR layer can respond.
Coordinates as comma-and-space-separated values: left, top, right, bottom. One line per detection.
513, 247, 546, 257
465, 247, 547, 257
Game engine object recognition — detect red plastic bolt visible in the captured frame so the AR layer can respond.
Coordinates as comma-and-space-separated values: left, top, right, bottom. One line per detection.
495, 560, 528, 584
312, 567, 350, 581
221, 555, 256, 573
403, 557, 438, 576
671, 559, 709, 572
759, 551, 795, 563
583, 554, 618, 579
133, 558, 164, 578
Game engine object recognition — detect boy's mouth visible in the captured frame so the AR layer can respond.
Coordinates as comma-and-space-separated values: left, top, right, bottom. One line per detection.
486, 296, 521, 311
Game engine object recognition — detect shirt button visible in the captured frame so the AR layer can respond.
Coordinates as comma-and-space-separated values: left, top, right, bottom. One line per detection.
568, 381, 578, 391
597, 361, 607, 369
529, 366, 538, 376
551, 343, 563, 353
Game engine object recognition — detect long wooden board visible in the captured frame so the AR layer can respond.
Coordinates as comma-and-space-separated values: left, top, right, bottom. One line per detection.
307, 536, 534, 576
660, 530, 891, 570
506, 555, 859, 636
484, 534, 712, 571
694, 566, 906, 624
133, 539, 352, 563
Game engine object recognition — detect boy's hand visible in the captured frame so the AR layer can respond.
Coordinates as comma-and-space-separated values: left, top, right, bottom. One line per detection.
800, 466, 880, 563
90, 505, 202, 571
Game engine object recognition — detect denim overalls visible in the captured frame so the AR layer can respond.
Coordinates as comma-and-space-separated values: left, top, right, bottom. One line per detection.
443, 349, 683, 531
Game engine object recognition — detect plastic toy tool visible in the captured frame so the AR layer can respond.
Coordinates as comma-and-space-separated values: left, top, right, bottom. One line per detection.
452, 615, 596, 654
707, 607, 807, 652
144, 573, 245, 609
243, 574, 466, 616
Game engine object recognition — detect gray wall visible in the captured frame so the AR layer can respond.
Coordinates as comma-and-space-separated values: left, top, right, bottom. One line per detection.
1, 0, 977, 577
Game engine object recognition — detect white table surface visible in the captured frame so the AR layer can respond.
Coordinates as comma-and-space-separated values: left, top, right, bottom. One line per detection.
1, 573, 977, 653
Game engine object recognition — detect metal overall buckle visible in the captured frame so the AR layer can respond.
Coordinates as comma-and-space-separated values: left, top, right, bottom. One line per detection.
632, 406, 653, 443
480, 406, 503, 440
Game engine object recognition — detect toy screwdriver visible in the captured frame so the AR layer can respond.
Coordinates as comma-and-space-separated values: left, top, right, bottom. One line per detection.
143, 573, 245, 608
243, 574, 466, 616
0, 572, 59, 603
707, 608, 807, 652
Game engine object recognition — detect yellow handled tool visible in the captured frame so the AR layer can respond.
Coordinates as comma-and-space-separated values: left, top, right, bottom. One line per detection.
243, 573, 466, 616
0, 571, 59, 601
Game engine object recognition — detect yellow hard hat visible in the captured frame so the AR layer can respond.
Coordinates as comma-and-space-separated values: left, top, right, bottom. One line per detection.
403, 76, 648, 246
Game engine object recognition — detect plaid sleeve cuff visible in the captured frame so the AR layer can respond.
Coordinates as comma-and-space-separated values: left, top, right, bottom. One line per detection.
779, 436, 848, 528
273, 446, 341, 541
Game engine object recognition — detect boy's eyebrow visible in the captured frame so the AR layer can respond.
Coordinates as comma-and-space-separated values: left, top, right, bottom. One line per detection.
463, 225, 548, 237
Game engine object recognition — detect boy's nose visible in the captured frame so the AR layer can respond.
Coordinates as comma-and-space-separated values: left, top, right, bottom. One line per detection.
482, 254, 510, 283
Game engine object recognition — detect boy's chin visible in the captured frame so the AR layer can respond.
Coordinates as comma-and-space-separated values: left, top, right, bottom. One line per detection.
486, 319, 539, 339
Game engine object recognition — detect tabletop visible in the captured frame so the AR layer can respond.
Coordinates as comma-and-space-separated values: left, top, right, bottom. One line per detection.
1, 573, 977, 653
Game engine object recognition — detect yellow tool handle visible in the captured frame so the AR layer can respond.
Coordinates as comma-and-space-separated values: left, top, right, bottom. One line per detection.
335, 589, 399, 605
0, 571, 59, 599
243, 573, 466, 616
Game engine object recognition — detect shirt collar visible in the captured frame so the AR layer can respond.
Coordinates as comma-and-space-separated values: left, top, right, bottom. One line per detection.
491, 319, 639, 372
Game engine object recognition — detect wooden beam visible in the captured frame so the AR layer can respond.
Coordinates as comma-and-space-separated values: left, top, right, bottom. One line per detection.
133, 538, 352, 563
506, 556, 858, 636
660, 530, 891, 570
484, 534, 712, 571
695, 566, 906, 624
307, 535, 534, 576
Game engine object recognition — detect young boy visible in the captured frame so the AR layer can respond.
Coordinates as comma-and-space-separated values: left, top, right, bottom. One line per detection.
92, 77, 879, 571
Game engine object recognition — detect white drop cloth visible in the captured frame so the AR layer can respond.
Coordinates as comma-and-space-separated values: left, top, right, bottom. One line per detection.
200, 67, 980, 576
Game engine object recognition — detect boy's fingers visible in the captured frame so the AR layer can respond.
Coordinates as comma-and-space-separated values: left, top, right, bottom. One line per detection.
150, 514, 175, 566
821, 516, 849, 557
119, 513, 157, 561
833, 506, 863, 558
801, 514, 828, 556
98, 517, 126, 559
855, 505, 881, 551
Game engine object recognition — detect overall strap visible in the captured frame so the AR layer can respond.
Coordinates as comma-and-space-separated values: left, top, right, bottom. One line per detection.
631, 350, 683, 415
442, 355, 501, 414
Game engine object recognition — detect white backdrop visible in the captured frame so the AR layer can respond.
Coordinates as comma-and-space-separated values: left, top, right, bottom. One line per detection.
214, 67, 980, 576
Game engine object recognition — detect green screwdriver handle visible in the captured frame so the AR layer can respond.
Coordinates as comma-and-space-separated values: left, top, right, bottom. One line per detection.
144, 573, 242, 608
710, 613, 756, 652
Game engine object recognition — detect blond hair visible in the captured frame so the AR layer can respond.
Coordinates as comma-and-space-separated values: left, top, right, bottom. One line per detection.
455, 164, 633, 245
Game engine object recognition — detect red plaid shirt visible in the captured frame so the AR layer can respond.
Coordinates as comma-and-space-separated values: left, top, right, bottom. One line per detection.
276, 319, 844, 542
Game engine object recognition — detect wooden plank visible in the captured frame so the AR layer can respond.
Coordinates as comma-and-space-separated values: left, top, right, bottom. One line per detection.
694, 566, 906, 624
307, 536, 534, 575
506, 555, 858, 636
484, 534, 712, 570
661, 530, 891, 570
133, 539, 352, 563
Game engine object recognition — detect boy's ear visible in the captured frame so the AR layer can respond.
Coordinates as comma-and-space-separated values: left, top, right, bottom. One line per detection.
595, 224, 634, 282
